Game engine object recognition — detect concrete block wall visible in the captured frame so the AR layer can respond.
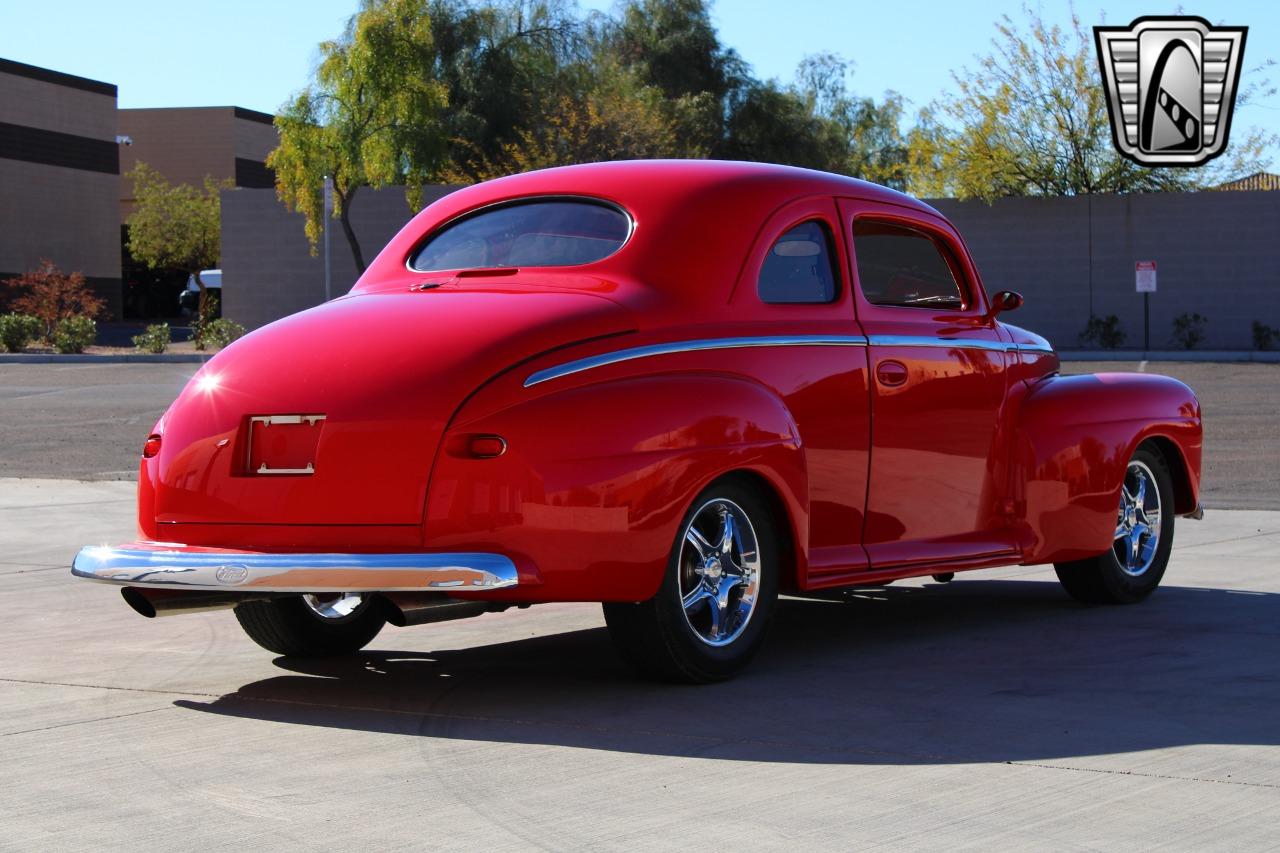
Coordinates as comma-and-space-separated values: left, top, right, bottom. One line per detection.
220, 185, 456, 330
934, 191, 1280, 351
222, 184, 1280, 349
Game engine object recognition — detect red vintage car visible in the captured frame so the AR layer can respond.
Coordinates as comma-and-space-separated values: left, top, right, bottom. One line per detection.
73, 161, 1203, 681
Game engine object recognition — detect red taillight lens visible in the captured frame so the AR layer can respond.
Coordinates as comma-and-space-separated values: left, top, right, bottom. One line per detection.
142, 434, 162, 459
467, 435, 507, 459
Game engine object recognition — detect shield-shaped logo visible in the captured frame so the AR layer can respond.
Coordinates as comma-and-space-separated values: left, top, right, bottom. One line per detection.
1095, 16, 1247, 167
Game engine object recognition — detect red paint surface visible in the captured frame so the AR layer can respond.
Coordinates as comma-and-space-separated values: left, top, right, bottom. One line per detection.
120, 161, 1201, 600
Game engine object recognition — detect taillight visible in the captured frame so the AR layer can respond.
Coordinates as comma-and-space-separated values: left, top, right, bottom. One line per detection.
142, 434, 162, 459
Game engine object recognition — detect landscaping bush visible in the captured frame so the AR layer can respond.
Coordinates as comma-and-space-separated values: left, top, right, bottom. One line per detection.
1253, 321, 1277, 351
1171, 312, 1208, 350
0, 313, 43, 352
191, 292, 220, 346
53, 316, 97, 354
132, 322, 171, 354
1077, 313, 1126, 349
3, 260, 106, 338
195, 318, 245, 350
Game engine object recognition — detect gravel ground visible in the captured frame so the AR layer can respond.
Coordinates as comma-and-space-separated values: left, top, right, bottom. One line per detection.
1063, 361, 1280, 511
0, 359, 1275, 508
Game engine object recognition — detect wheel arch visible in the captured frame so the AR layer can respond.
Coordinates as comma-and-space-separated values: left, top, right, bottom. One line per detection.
1138, 434, 1198, 516
709, 468, 804, 595
1014, 372, 1202, 564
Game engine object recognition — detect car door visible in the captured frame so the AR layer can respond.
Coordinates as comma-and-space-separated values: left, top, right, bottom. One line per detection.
838, 199, 1018, 570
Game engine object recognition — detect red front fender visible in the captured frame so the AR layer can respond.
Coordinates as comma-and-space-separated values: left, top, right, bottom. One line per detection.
1013, 372, 1202, 565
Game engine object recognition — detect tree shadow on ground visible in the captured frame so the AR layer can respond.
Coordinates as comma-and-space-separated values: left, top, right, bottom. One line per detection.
175, 580, 1280, 764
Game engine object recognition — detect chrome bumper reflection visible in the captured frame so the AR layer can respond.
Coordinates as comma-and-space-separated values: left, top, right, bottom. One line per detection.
71, 546, 519, 592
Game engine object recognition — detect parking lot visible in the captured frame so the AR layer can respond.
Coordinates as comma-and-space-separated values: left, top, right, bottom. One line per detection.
2, 361, 1278, 850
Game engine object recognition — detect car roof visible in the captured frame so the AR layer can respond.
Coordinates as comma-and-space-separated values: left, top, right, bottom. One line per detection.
357, 161, 943, 310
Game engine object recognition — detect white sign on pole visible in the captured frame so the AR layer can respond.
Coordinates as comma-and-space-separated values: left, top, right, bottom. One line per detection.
1135, 260, 1157, 293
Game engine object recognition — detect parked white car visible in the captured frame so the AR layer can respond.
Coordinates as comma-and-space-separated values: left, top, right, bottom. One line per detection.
178, 269, 222, 317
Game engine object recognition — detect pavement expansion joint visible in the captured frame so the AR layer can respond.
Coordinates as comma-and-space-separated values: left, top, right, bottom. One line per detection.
1007, 760, 1280, 790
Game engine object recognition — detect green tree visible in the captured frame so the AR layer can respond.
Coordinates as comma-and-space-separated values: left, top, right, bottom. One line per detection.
427, 0, 590, 181
908, 6, 1276, 200
464, 73, 680, 179
794, 52, 909, 188
125, 164, 229, 316
268, 0, 450, 273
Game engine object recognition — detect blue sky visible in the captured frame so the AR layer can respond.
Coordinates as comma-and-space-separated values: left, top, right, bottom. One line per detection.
2, 1, 1276, 164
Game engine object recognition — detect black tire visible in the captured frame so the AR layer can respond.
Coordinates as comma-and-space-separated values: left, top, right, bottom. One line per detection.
603, 479, 781, 683
1054, 444, 1176, 604
233, 594, 385, 657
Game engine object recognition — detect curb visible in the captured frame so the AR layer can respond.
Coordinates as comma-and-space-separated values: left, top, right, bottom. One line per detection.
0, 353, 211, 364
1056, 350, 1280, 363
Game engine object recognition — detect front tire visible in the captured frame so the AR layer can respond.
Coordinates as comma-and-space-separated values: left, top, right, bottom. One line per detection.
1054, 444, 1175, 604
603, 480, 780, 682
234, 593, 385, 657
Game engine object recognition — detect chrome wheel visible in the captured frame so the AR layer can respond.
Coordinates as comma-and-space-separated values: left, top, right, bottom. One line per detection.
1114, 460, 1163, 576
678, 498, 761, 647
302, 592, 368, 621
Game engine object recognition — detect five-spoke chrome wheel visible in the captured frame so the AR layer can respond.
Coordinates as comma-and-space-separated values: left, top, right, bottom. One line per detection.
678, 498, 761, 647
1055, 444, 1175, 605
602, 479, 779, 682
1114, 460, 1162, 576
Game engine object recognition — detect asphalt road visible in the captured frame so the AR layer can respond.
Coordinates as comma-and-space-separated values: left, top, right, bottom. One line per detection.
1, 360, 1276, 508
3, 478, 1278, 850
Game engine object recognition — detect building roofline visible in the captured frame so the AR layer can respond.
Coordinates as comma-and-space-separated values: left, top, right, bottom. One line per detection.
0, 57, 116, 97
117, 105, 276, 125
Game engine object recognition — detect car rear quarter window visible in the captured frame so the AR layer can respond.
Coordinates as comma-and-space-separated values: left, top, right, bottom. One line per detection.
409, 199, 631, 272
851, 221, 965, 309
757, 221, 838, 304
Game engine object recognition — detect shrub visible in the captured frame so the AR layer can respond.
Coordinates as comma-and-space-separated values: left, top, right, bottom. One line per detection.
1077, 313, 1126, 349
1171, 312, 1208, 350
3, 260, 106, 338
195, 318, 245, 350
191, 292, 220, 347
53, 316, 97, 354
0, 313, 43, 352
132, 322, 171, 354
1253, 321, 1277, 351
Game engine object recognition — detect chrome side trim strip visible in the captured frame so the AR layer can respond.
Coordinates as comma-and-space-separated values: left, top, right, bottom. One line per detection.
523, 335, 870, 387
524, 333, 1057, 388
867, 334, 1010, 352
72, 547, 519, 592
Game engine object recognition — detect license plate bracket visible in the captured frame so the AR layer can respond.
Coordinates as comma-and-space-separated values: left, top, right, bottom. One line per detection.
246, 414, 325, 475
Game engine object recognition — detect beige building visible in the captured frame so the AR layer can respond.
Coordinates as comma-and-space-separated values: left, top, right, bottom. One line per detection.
0, 57, 122, 316
118, 106, 278, 219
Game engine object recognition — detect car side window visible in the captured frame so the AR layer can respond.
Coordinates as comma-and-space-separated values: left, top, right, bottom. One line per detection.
851, 220, 965, 309
757, 221, 838, 304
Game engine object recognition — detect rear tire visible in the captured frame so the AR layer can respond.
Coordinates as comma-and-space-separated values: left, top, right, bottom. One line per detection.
1054, 444, 1175, 604
604, 479, 780, 683
234, 593, 385, 657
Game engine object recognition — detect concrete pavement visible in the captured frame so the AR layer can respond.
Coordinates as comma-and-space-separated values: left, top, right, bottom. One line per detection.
3, 477, 1278, 850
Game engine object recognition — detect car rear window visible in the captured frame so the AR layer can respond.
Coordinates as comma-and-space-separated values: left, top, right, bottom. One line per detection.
409, 199, 631, 272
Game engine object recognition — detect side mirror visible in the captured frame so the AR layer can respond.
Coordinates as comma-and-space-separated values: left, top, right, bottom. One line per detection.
990, 290, 1023, 317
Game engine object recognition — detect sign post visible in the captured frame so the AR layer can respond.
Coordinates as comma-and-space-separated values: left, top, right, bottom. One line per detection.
1135, 261, 1157, 350
323, 176, 333, 302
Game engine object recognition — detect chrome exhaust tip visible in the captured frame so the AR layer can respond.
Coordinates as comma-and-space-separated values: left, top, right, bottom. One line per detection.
121, 587, 268, 618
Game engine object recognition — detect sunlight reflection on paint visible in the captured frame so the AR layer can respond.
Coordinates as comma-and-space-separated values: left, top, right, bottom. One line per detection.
194, 372, 222, 395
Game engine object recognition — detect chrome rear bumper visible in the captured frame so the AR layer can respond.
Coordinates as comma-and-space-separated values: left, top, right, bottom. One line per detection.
71, 545, 519, 592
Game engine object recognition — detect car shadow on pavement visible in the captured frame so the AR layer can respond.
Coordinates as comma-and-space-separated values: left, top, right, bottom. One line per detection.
174, 579, 1280, 764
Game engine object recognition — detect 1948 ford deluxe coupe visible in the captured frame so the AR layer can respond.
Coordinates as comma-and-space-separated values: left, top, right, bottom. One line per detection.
73, 161, 1202, 682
